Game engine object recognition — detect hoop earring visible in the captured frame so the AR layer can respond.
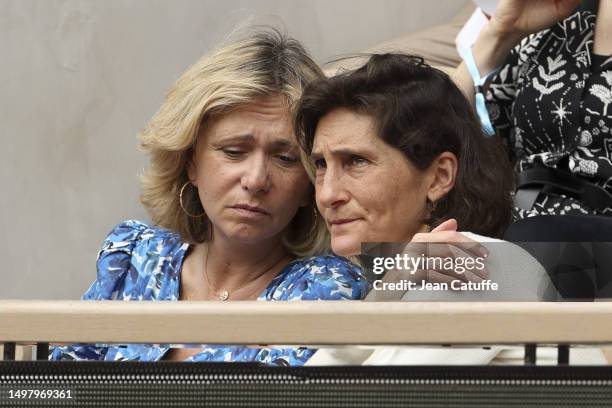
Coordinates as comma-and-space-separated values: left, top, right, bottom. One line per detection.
179, 181, 205, 218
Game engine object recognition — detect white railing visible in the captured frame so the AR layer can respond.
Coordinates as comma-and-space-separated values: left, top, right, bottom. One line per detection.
1, 301, 612, 362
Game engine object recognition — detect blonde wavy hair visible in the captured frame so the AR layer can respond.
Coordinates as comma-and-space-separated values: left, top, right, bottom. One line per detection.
139, 28, 329, 257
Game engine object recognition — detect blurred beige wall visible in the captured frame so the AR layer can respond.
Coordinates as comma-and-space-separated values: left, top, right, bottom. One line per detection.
0, 0, 469, 299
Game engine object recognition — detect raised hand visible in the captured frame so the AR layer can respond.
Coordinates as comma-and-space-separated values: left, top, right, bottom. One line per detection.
489, 0, 582, 38
410, 219, 490, 285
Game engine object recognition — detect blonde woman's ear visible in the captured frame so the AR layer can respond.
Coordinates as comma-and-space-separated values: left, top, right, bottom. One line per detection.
186, 156, 197, 186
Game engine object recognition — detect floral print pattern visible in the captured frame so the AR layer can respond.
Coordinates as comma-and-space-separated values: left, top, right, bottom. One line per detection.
49, 220, 368, 365
486, 0, 612, 217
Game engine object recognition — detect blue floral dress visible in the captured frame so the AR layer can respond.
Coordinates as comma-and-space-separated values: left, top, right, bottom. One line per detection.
49, 220, 368, 366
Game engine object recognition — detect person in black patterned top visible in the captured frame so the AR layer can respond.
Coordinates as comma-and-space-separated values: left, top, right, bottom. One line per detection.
454, 0, 612, 219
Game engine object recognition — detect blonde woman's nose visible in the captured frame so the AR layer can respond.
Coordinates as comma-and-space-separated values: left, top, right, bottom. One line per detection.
240, 155, 271, 193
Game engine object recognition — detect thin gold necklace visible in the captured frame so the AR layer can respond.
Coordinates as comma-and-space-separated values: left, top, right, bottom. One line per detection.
202, 246, 285, 301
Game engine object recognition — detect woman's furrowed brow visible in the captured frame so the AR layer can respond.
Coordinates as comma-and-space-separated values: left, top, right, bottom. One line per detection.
270, 139, 297, 150
312, 147, 364, 159
213, 134, 255, 144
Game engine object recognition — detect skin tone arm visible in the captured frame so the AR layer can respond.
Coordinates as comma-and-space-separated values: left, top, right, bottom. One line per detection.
452, 0, 582, 106
593, 0, 612, 55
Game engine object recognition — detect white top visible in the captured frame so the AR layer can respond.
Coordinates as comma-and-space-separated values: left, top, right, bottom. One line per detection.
306, 233, 606, 366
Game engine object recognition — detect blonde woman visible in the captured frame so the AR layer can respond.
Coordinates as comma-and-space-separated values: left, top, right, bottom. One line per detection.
50, 29, 368, 365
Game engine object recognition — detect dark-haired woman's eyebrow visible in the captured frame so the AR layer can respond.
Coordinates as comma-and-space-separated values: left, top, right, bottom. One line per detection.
325, 147, 369, 159
311, 147, 364, 160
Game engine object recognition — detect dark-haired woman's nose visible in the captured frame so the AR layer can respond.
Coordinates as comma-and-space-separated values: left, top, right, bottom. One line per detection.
316, 167, 348, 210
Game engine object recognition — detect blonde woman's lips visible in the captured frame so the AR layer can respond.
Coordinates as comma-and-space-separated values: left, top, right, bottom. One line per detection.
230, 204, 270, 219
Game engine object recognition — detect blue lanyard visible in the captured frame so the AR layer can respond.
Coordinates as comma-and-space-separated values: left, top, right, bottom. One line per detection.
460, 46, 498, 137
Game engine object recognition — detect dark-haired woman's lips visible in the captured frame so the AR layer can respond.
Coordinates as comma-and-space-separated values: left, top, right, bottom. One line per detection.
329, 218, 361, 228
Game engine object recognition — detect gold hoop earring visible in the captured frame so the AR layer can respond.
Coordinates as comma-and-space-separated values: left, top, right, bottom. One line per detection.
179, 181, 205, 218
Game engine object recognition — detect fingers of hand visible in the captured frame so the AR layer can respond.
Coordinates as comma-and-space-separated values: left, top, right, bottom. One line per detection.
431, 218, 457, 232
426, 244, 490, 280
410, 232, 489, 258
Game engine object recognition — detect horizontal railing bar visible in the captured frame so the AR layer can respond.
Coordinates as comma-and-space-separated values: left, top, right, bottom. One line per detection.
1, 301, 612, 345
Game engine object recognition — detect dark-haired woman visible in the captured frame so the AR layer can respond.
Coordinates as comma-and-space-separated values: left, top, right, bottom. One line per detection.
295, 53, 605, 365
295, 52, 554, 303
296, 53, 514, 256
295, 53, 554, 301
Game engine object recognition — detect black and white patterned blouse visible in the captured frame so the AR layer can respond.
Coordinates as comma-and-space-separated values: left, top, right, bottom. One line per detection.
486, 0, 612, 217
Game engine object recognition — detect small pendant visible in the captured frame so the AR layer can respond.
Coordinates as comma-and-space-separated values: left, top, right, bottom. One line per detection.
218, 290, 229, 301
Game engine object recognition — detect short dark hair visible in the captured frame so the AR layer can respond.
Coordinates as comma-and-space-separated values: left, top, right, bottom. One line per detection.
295, 53, 513, 238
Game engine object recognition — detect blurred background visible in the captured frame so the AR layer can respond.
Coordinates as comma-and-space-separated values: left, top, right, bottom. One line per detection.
0, 0, 470, 299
